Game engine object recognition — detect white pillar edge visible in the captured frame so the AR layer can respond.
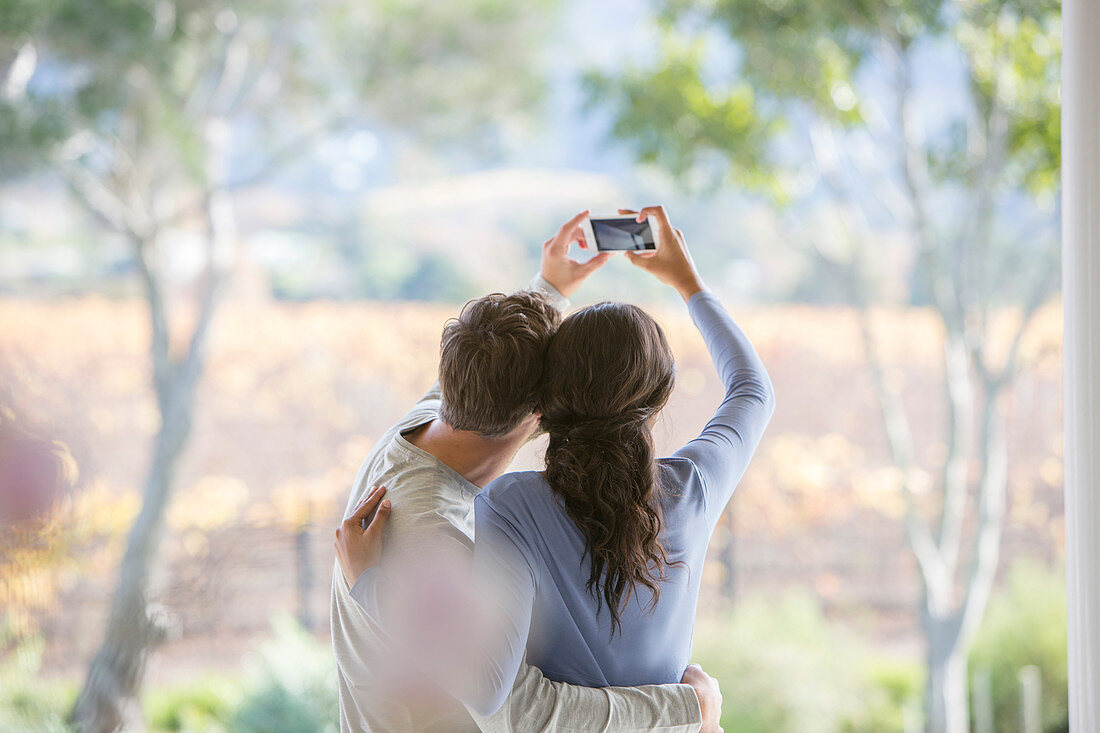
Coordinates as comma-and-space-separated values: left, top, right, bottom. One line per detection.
1062, 0, 1100, 729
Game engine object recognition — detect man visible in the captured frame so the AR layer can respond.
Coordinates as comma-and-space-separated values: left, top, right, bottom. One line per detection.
330, 211, 723, 732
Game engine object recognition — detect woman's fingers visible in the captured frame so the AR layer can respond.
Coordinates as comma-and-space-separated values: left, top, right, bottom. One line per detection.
356, 484, 381, 509
349, 486, 386, 525
364, 499, 392, 537
635, 205, 666, 223
578, 252, 612, 272
627, 251, 658, 268
549, 211, 590, 256
576, 227, 590, 250
349, 488, 374, 517
558, 210, 590, 237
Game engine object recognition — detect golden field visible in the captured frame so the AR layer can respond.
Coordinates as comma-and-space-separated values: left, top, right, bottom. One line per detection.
0, 296, 1064, 684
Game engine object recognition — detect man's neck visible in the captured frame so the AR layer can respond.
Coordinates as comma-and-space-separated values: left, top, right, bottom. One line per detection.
404, 419, 527, 489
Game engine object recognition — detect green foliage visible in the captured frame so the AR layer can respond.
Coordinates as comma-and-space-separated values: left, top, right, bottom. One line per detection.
590, 0, 1060, 199
142, 615, 337, 732
144, 676, 242, 733
953, 4, 1061, 193
0, 625, 75, 733
681, 0, 906, 120
0, 0, 561, 179
395, 254, 478, 303
2, 0, 231, 166
969, 561, 1068, 733
327, 0, 558, 151
0, 97, 68, 174
585, 36, 780, 195
0, 0, 54, 35
840, 659, 923, 733
0, 615, 338, 732
230, 614, 339, 733
691, 593, 921, 733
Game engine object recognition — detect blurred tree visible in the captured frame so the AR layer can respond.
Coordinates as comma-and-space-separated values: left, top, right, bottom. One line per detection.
0, 0, 556, 729
588, 1, 1059, 732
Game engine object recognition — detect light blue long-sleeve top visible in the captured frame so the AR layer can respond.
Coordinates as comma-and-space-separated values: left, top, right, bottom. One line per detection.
469, 290, 775, 715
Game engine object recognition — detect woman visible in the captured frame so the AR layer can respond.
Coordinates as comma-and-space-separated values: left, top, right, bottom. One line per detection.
466, 205, 775, 713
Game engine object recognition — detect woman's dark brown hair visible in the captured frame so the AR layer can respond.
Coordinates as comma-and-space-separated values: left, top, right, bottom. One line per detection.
539, 302, 677, 635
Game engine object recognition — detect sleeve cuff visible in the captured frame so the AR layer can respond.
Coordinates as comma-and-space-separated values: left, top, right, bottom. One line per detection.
348, 565, 384, 620
686, 289, 721, 327
527, 273, 570, 312
686, 289, 716, 311
674, 683, 704, 730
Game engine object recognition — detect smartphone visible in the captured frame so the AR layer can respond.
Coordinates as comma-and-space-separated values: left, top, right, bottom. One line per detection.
583, 215, 658, 252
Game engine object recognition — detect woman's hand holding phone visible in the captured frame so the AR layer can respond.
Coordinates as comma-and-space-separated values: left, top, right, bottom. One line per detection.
619, 206, 705, 303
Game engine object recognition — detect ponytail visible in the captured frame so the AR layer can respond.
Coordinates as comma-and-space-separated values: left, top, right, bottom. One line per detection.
539, 303, 679, 635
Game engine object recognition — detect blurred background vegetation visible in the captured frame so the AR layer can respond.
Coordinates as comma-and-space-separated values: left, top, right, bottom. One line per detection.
0, 0, 1062, 731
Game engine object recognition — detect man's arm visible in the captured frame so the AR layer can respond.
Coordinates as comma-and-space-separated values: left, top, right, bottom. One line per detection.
471, 660, 710, 733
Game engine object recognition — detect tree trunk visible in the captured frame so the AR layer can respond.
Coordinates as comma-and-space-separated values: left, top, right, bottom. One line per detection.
70, 219, 223, 731
69, 392, 195, 732
971, 666, 994, 733
925, 622, 970, 733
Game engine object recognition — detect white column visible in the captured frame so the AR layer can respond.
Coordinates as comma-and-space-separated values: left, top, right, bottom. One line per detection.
1063, 0, 1100, 729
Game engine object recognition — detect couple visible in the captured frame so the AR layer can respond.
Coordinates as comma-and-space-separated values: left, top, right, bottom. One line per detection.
330, 207, 775, 732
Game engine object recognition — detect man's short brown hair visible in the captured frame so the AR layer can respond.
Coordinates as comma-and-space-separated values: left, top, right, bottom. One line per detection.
438, 290, 561, 438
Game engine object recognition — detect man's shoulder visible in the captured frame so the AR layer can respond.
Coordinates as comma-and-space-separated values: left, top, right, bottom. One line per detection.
347, 432, 455, 509
353, 432, 423, 485
365, 444, 466, 502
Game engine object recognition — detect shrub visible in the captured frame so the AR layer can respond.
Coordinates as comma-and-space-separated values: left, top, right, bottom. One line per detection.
969, 561, 1068, 733
692, 593, 911, 733
230, 614, 339, 733
0, 625, 75, 733
144, 677, 242, 732
839, 658, 922, 733
141, 615, 336, 732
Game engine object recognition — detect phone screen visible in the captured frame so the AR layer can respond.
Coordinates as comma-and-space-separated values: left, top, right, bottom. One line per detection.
590, 217, 657, 251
